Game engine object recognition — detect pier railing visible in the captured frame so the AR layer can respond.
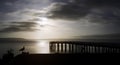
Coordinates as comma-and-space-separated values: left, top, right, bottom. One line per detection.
50, 41, 120, 54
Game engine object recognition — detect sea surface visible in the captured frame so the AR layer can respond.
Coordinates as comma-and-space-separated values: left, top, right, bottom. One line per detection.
0, 39, 120, 58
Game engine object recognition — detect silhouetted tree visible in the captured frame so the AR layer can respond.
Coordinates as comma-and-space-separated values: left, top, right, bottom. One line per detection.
2, 49, 14, 65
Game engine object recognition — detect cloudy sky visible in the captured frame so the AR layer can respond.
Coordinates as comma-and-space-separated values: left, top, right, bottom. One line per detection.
0, 0, 120, 39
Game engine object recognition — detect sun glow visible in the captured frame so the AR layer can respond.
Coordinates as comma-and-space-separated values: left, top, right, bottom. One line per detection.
37, 17, 50, 26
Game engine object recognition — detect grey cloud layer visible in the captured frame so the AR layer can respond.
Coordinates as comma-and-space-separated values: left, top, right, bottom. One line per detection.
0, 22, 40, 33
47, 0, 120, 24
48, 3, 90, 20
0, 0, 50, 13
0, 0, 51, 22
0, 0, 120, 34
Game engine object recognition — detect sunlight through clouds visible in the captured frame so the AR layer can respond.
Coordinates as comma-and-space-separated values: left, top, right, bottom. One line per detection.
0, 0, 120, 39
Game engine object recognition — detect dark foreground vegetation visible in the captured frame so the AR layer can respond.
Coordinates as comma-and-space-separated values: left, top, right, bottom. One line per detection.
0, 52, 120, 65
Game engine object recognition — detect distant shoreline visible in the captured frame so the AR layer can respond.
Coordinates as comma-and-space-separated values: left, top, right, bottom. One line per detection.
0, 38, 120, 43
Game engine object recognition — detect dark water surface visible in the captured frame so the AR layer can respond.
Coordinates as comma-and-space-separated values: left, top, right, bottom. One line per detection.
0, 40, 50, 58
0, 39, 120, 58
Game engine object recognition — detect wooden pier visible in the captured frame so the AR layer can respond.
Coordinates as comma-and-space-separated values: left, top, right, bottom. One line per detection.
50, 41, 120, 54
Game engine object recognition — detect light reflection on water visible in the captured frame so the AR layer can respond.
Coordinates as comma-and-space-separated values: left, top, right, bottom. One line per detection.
34, 41, 50, 53
20, 40, 50, 54
0, 39, 119, 58
0, 40, 50, 58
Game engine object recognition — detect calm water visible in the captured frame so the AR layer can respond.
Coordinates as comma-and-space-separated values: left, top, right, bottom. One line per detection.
0, 39, 120, 58
0, 40, 50, 58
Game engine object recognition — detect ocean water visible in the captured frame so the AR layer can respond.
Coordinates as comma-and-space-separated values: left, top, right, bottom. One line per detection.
0, 40, 50, 58
0, 39, 120, 58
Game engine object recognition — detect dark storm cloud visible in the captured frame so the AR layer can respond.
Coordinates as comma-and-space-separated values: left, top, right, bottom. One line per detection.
48, 0, 120, 24
0, 22, 39, 33
0, 26, 35, 33
48, 2, 90, 20
11, 22, 38, 27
